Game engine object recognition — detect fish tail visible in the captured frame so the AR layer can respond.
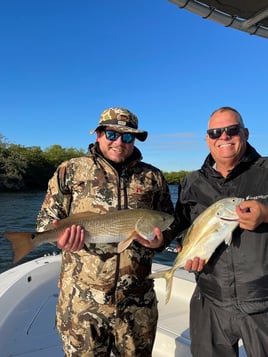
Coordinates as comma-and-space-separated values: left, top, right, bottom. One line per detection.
4, 232, 36, 264
149, 268, 174, 304
148, 270, 167, 280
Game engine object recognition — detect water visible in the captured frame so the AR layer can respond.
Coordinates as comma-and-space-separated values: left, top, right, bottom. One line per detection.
0, 186, 178, 274
0, 191, 60, 273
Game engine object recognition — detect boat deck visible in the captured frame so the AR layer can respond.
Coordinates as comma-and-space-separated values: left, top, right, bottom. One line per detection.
0, 256, 246, 356
152, 263, 195, 357
0, 255, 62, 356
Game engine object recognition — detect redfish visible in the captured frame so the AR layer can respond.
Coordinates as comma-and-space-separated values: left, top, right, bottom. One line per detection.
4, 208, 174, 264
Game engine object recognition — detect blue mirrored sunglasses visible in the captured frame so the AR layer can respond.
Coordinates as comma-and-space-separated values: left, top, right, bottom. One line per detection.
207, 124, 241, 139
104, 130, 135, 144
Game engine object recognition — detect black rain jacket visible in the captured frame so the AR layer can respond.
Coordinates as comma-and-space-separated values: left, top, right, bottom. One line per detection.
175, 143, 268, 314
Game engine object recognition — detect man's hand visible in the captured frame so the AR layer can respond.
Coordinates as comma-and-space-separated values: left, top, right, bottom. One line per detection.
53, 220, 85, 251
135, 227, 164, 249
236, 200, 268, 230
176, 243, 205, 272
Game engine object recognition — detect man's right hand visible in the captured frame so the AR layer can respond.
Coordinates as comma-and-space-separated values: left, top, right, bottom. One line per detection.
176, 243, 205, 272
53, 220, 85, 251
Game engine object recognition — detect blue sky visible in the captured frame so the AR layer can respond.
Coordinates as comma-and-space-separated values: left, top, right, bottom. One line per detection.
1, 0, 267, 172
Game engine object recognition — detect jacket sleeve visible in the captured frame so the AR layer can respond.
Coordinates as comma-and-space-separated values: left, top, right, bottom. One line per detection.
36, 162, 72, 232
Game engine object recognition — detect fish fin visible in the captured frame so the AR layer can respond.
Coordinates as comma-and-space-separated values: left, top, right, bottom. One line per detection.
165, 271, 174, 304
4, 232, 36, 264
225, 232, 233, 246
117, 231, 136, 253
149, 268, 174, 304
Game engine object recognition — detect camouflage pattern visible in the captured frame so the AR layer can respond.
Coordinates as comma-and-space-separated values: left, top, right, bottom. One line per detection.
90, 107, 148, 142
36, 143, 178, 356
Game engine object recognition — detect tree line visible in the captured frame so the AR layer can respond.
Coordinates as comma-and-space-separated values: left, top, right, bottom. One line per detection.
0, 134, 189, 192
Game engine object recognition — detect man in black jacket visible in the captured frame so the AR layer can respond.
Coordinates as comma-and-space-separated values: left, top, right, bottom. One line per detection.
176, 106, 268, 357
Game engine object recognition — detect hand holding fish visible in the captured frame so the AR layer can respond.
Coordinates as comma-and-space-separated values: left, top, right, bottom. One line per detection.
135, 227, 164, 249
54, 220, 85, 252
236, 200, 268, 230
176, 244, 205, 272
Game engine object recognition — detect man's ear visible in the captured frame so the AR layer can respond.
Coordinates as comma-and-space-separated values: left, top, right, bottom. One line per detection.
96, 129, 101, 142
244, 128, 249, 140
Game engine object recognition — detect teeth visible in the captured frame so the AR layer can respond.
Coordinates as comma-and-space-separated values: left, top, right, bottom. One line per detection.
219, 143, 232, 148
112, 148, 122, 153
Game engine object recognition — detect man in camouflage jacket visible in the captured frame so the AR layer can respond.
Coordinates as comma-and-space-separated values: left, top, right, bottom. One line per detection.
36, 107, 178, 357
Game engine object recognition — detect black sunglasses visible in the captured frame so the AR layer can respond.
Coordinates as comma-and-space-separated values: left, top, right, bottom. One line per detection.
207, 124, 241, 139
104, 130, 135, 144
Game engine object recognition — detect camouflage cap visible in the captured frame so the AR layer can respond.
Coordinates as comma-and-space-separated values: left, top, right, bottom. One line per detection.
90, 107, 148, 141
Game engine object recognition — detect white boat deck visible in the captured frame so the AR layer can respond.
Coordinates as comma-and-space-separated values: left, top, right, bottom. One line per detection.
0, 255, 62, 356
0, 255, 246, 356
152, 263, 195, 357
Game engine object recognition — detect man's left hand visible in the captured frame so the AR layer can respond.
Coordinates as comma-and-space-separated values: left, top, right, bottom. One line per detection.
236, 200, 268, 230
135, 227, 164, 249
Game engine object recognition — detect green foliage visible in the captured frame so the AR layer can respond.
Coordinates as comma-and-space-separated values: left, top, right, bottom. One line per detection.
162, 170, 190, 185
0, 143, 28, 190
0, 134, 86, 191
42, 145, 85, 169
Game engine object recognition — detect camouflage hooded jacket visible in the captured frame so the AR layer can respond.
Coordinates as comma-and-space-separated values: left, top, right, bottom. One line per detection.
36, 143, 177, 304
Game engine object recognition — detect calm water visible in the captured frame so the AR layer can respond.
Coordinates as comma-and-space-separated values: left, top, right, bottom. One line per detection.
0, 185, 178, 274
